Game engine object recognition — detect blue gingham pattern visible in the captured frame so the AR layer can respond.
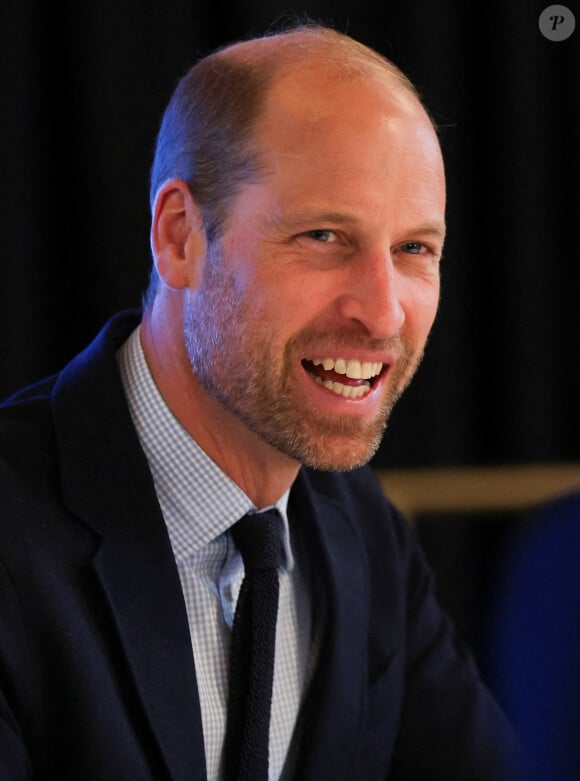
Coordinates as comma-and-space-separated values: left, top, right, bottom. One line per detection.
117, 326, 312, 780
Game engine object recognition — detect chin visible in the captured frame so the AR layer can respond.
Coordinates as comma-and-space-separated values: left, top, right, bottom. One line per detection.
301, 443, 382, 472
271, 421, 386, 472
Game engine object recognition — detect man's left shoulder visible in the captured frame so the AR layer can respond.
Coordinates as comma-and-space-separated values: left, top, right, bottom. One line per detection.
299, 464, 412, 554
302, 464, 394, 515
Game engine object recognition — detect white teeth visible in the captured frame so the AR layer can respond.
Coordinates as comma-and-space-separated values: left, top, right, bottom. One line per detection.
313, 376, 371, 399
346, 359, 362, 379
311, 358, 383, 379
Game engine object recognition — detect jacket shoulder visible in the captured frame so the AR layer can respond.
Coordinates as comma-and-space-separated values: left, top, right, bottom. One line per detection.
302, 465, 413, 550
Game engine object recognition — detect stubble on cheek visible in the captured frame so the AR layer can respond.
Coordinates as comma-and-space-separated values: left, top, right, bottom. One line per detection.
182, 247, 425, 471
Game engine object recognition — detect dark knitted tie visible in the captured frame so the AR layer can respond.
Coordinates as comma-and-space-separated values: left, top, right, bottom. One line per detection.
223, 508, 284, 781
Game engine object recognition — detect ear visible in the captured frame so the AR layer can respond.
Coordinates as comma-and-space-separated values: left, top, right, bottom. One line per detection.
150, 179, 207, 290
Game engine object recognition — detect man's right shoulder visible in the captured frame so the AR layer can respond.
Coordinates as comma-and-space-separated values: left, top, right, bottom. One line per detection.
0, 375, 59, 470
0, 308, 141, 481
0, 377, 64, 530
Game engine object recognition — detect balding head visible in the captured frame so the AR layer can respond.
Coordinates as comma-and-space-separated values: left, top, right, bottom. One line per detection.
216, 26, 420, 94
145, 24, 434, 305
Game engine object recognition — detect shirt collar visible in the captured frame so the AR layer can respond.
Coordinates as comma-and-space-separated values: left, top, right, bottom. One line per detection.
116, 325, 293, 568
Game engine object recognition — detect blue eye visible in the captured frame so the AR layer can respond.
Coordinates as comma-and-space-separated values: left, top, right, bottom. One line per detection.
308, 229, 336, 243
401, 242, 426, 254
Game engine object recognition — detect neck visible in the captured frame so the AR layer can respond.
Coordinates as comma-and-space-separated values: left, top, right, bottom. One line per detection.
140, 305, 300, 509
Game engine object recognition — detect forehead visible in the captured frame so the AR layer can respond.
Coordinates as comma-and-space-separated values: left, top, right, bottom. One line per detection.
258, 65, 439, 159
251, 66, 445, 213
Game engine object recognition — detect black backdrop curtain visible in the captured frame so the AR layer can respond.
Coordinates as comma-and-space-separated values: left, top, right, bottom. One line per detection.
1, 0, 579, 470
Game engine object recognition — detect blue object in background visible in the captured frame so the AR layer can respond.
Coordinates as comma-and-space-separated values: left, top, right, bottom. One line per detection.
491, 491, 580, 781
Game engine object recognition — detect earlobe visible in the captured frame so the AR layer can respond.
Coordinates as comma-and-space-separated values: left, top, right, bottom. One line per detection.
150, 179, 207, 290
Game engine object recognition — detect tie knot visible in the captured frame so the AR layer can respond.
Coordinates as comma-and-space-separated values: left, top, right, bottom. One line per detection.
231, 508, 284, 571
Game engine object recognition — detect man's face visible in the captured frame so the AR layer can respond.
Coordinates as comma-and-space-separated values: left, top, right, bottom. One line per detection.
184, 70, 446, 471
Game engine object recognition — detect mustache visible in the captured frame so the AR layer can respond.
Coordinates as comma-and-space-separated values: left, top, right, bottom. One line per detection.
287, 325, 405, 356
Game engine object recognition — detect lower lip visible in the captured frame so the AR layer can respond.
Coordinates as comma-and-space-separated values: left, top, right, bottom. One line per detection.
299, 364, 388, 417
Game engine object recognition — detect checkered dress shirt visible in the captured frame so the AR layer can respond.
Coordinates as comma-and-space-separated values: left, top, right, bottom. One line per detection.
117, 326, 312, 780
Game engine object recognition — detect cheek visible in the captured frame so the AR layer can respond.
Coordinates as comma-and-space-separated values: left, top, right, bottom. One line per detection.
286, 269, 349, 313
258, 267, 330, 324
402, 280, 440, 341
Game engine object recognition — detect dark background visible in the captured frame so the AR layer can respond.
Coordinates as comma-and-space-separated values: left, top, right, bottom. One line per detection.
2, 0, 579, 695
2, 0, 578, 468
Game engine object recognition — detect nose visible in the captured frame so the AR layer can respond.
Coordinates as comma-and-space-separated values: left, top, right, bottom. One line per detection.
336, 249, 406, 339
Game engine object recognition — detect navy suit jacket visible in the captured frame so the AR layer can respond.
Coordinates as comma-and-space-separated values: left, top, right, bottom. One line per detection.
0, 311, 529, 779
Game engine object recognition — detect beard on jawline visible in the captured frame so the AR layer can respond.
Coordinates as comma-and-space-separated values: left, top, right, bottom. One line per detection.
184, 244, 424, 471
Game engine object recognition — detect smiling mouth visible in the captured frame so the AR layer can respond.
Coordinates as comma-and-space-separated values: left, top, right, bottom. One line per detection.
301, 357, 384, 400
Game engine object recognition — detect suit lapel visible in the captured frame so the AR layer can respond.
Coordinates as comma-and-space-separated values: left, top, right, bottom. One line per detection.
92, 498, 207, 781
52, 312, 207, 781
289, 470, 370, 780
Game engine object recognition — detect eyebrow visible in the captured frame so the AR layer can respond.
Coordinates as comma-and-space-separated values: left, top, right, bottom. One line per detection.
268, 210, 446, 242
408, 222, 447, 242
266, 210, 358, 232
